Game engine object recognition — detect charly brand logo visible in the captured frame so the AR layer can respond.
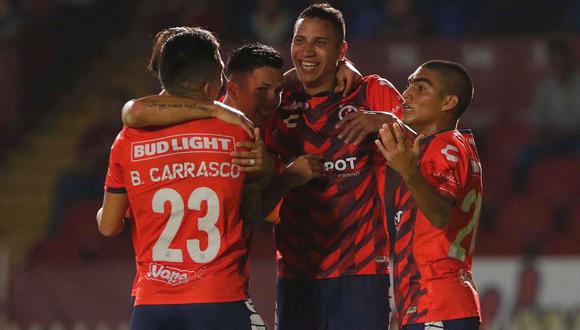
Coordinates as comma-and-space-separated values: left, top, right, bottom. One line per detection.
145, 263, 205, 286
338, 105, 358, 120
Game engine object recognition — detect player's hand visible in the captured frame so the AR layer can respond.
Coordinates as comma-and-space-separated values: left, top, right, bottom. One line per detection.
375, 123, 424, 179
213, 101, 255, 138
336, 111, 393, 145
232, 128, 272, 174
335, 59, 362, 97
285, 154, 325, 188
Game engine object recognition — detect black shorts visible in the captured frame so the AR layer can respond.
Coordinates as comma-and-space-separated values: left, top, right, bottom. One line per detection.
130, 299, 265, 330
276, 275, 391, 330
403, 317, 480, 330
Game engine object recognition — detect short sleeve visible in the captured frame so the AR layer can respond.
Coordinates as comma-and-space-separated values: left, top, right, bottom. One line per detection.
365, 75, 404, 118
420, 139, 467, 202
104, 131, 126, 193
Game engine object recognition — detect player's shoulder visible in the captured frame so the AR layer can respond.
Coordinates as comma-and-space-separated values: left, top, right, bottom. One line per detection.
199, 117, 252, 141
363, 74, 398, 92
111, 127, 130, 145
424, 130, 472, 162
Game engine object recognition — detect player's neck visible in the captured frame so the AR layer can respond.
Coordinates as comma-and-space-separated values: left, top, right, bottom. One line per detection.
302, 77, 336, 96
417, 120, 458, 137
165, 86, 210, 102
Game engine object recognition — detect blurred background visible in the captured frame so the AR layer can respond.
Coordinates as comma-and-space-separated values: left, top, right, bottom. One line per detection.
0, 0, 579, 329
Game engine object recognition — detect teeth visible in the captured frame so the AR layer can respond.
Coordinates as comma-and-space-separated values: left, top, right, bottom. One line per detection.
301, 61, 318, 69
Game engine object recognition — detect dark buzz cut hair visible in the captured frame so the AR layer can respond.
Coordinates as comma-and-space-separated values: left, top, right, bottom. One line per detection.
225, 42, 283, 77
148, 26, 197, 78
297, 3, 345, 44
421, 60, 474, 118
158, 27, 221, 94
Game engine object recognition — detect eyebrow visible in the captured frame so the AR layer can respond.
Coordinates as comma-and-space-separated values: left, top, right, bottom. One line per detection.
293, 35, 330, 42
408, 76, 433, 86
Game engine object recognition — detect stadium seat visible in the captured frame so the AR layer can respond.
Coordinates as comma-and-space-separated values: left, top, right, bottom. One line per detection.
492, 195, 555, 254
527, 156, 580, 203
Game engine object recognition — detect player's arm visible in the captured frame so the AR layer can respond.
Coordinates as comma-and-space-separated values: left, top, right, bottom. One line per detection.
239, 153, 324, 230
336, 76, 406, 145
240, 171, 275, 232
96, 191, 129, 237
122, 95, 255, 136
336, 110, 407, 146
375, 123, 452, 228
259, 154, 325, 219
283, 59, 362, 96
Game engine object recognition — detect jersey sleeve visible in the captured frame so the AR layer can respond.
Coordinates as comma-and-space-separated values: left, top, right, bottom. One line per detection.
104, 130, 126, 193
364, 75, 404, 118
420, 137, 467, 203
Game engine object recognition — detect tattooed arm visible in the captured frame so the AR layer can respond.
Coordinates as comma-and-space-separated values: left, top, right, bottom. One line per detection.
122, 95, 254, 136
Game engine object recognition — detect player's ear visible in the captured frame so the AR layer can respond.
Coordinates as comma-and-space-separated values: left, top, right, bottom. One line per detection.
202, 81, 217, 100
442, 95, 459, 113
338, 41, 348, 60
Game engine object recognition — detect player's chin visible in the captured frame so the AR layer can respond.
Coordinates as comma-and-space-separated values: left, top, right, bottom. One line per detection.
401, 113, 414, 125
296, 69, 319, 82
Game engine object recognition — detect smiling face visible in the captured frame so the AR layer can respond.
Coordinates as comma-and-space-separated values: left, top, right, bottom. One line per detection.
291, 17, 347, 95
230, 65, 284, 127
401, 66, 453, 136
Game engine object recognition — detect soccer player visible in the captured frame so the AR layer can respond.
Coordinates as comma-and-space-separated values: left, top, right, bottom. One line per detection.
375, 60, 482, 329
265, 4, 404, 329
123, 37, 330, 177
97, 28, 265, 329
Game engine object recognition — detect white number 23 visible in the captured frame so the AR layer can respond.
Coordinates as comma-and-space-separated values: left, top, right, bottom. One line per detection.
151, 187, 221, 264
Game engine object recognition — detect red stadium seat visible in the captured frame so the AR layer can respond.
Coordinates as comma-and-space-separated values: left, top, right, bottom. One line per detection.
491, 195, 555, 255
527, 156, 580, 203
480, 122, 532, 201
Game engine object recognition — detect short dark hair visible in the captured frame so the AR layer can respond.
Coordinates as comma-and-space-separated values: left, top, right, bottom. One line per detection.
148, 26, 196, 78
297, 3, 345, 44
158, 27, 222, 94
421, 60, 474, 118
225, 42, 283, 77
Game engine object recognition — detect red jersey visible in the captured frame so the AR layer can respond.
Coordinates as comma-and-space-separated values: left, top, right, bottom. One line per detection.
265, 75, 403, 279
392, 129, 483, 325
105, 119, 251, 305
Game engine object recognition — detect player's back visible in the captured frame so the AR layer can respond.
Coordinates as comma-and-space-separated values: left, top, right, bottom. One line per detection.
108, 118, 250, 305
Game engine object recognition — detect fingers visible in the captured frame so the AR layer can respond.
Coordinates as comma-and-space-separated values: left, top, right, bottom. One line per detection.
231, 150, 256, 159
243, 124, 255, 138
378, 125, 397, 150
234, 141, 258, 151
343, 124, 365, 145
254, 127, 262, 143
342, 76, 353, 97
392, 123, 406, 151
335, 112, 354, 129
232, 143, 261, 172
334, 76, 345, 93
412, 134, 425, 154
374, 139, 390, 162
336, 112, 361, 138
308, 157, 325, 176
